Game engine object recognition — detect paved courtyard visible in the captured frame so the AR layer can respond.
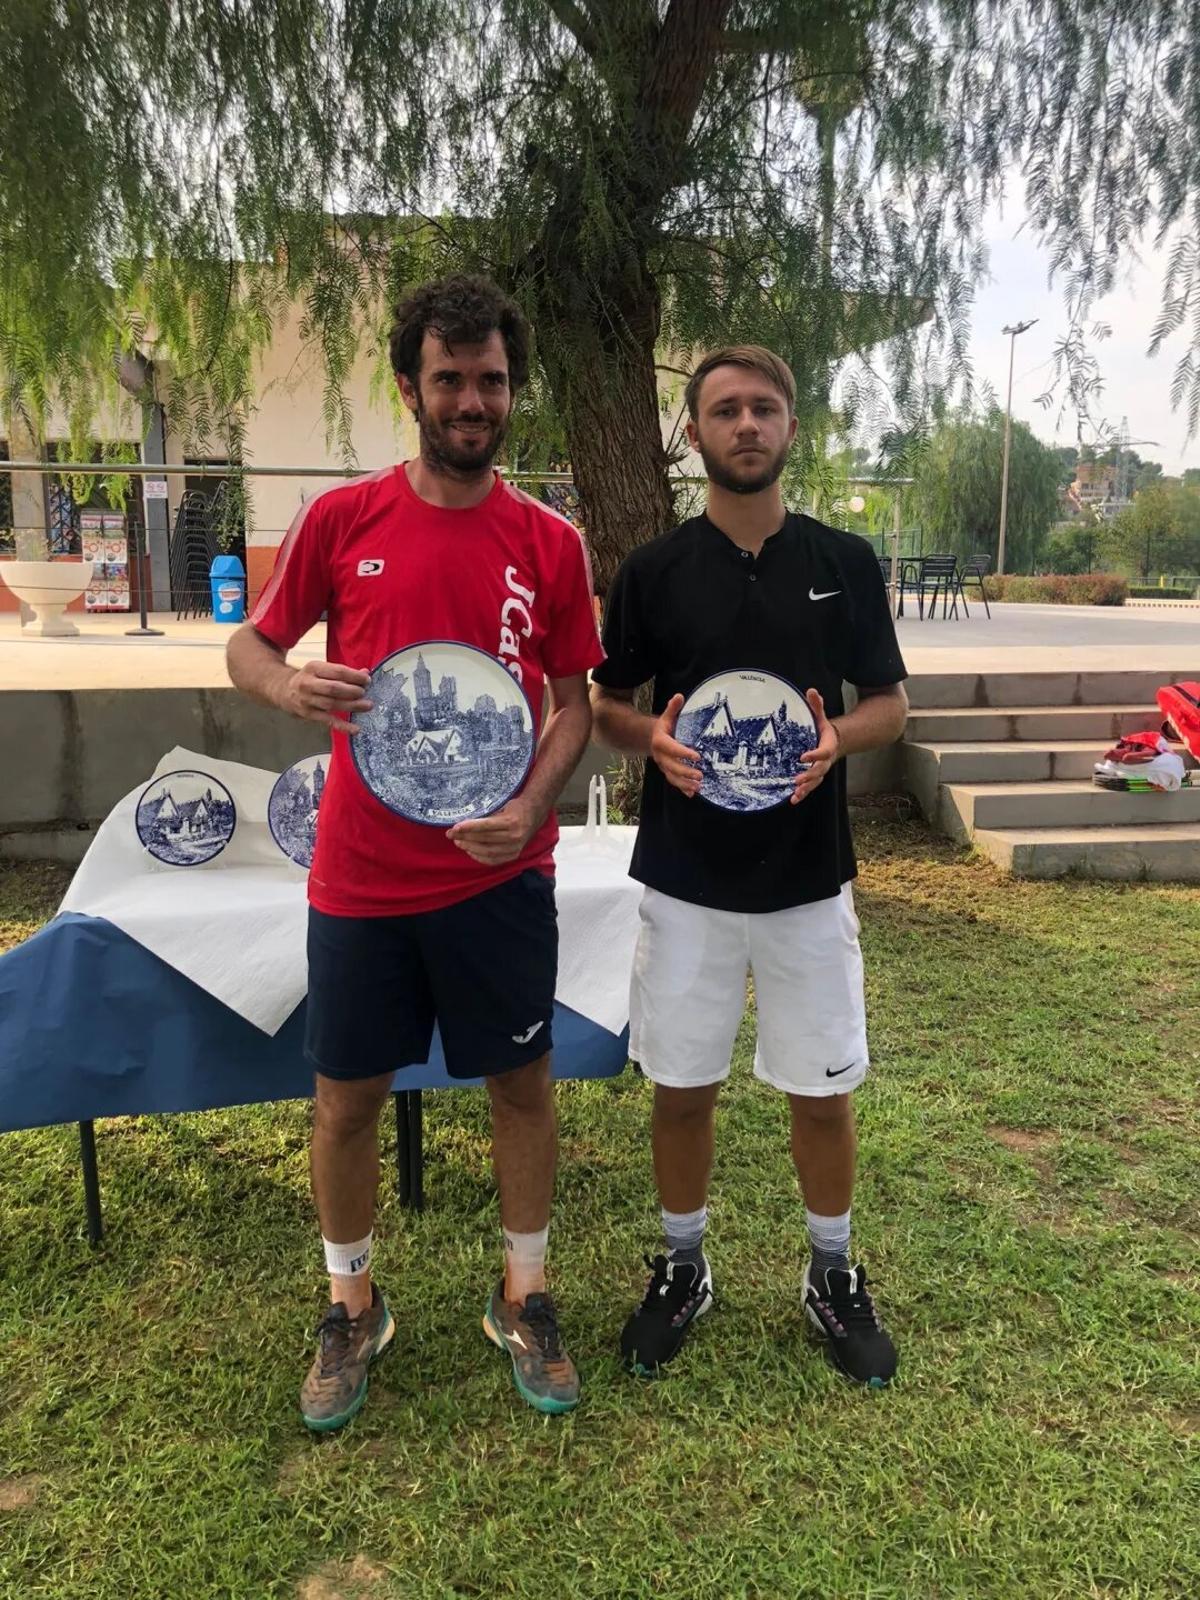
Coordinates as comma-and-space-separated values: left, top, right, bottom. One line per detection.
0, 601, 1196, 690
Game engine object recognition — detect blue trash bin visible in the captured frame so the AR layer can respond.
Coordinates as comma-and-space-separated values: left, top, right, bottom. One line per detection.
209, 555, 246, 623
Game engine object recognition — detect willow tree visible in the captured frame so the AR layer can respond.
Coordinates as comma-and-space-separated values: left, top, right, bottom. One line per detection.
1104, 481, 1200, 580
3, 1, 1200, 589
905, 409, 1063, 573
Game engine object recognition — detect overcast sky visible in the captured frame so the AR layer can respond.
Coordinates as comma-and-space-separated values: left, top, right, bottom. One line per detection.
968, 196, 1198, 476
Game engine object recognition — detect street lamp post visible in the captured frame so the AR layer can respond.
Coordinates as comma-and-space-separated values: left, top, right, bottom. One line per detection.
997, 318, 1038, 577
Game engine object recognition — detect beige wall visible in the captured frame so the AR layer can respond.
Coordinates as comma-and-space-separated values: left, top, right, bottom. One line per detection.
27, 296, 704, 552
241, 305, 699, 546
241, 301, 419, 544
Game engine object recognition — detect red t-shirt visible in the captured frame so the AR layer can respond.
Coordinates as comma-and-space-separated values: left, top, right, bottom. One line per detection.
251, 464, 605, 916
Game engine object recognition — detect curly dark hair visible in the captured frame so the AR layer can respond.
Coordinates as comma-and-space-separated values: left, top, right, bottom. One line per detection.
388, 274, 531, 390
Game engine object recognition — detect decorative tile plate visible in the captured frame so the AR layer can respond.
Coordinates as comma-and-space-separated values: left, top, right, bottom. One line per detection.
676, 669, 817, 813
351, 641, 535, 826
268, 754, 329, 868
136, 769, 237, 865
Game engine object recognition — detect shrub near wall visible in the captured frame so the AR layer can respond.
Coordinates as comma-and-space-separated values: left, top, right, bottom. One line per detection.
983, 573, 1129, 605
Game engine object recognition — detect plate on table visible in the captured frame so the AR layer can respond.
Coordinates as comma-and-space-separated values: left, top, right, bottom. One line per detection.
135, 769, 237, 865
268, 754, 329, 868
351, 641, 535, 826
675, 669, 817, 813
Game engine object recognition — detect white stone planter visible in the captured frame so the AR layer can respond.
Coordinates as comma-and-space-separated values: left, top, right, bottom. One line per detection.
1, 561, 94, 636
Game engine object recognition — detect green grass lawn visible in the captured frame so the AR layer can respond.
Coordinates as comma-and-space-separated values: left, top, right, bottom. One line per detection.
1, 824, 1197, 1600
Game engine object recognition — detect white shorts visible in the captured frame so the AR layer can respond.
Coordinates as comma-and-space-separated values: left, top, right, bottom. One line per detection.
629, 884, 868, 1097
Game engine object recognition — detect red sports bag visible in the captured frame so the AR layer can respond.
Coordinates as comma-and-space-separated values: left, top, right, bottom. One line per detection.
1157, 682, 1200, 761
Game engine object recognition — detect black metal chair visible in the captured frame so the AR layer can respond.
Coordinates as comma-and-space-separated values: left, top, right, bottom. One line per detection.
910, 554, 961, 619
882, 555, 924, 618
955, 553, 992, 618
894, 554, 960, 619
168, 490, 221, 619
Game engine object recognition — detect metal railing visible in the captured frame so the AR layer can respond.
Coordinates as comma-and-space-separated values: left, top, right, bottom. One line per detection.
2, 459, 923, 617
2, 459, 599, 480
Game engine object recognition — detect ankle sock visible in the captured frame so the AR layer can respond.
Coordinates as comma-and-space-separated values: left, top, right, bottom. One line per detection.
662, 1203, 708, 1269
806, 1207, 851, 1282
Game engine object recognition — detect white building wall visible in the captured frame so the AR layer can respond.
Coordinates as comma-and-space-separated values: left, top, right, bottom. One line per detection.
242, 300, 419, 544
22, 294, 707, 588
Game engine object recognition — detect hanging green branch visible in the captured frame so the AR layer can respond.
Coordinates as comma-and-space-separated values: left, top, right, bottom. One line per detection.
0, 0, 1198, 580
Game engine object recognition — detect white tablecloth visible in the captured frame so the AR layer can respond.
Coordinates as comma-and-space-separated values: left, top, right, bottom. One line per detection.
60, 749, 642, 1036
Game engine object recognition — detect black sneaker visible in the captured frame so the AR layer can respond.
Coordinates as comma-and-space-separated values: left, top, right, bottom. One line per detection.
620, 1253, 714, 1376
803, 1263, 897, 1388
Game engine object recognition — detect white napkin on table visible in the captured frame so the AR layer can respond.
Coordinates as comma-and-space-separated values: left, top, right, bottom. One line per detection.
59, 757, 644, 1040
59, 747, 309, 1035
554, 775, 641, 1034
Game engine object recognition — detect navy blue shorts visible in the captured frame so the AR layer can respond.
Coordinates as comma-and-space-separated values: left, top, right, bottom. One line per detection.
305, 869, 557, 1081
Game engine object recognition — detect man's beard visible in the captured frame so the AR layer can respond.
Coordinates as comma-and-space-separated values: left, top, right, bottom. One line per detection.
697, 437, 789, 496
417, 402, 509, 478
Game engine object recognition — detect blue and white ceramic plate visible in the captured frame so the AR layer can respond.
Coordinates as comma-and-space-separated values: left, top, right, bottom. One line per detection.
135, 769, 237, 865
351, 641, 536, 826
676, 669, 818, 813
268, 754, 328, 868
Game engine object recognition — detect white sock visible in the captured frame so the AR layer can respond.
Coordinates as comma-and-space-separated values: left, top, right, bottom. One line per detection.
323, 1232, 372, 1278
662, 1204, 708, 1264
503, 1224, 549, 1276
806, 1209, 851, 1278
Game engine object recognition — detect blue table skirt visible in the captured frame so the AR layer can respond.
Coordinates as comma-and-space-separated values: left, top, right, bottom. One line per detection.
0, 914, 629, 1134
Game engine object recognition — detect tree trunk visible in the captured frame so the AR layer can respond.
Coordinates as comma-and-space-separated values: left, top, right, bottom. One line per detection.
556, 345, 674, 596
522, 260, 672, 820
530, 264, 674, 595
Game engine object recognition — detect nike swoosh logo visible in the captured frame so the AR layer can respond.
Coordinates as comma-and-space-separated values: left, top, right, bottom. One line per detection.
512, 1020, 544, 1045
825, 1063, 855, 1078
809, 588, 841, 601
504, 1328, 528, 1351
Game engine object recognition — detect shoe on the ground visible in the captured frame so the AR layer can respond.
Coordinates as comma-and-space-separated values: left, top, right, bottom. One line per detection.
621, 1252, 714, 1377
483, 1283, 580, 1415
300, 1283, 395, 1432
803, 1263, 897, 1389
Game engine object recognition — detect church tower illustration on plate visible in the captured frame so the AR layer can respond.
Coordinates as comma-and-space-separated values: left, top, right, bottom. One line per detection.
413, 652, 436, 725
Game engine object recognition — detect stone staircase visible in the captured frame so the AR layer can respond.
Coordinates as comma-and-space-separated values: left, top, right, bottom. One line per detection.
902, 670, 1200, 881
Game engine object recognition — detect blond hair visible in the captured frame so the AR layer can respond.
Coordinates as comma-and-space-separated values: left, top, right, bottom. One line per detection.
684, 345, 796, 420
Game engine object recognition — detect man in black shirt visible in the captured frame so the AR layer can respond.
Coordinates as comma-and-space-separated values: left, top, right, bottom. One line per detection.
591, 345, 908, 1388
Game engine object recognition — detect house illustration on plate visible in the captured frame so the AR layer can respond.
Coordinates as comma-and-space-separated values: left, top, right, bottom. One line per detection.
677, 693, 794, 776
355, 645, 535, 824
405, 727, 469, 766
137, 772, 237, 864
148, 789, 223, 840
371, 653, 527, 768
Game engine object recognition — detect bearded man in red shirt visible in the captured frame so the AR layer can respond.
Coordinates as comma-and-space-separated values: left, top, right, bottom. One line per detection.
227, 276, 604, 1427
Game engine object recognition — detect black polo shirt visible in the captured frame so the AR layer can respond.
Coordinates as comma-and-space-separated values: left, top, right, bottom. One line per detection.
592, 511, 907, 913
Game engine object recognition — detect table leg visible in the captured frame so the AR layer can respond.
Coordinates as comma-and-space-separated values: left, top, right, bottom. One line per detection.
79, 1120, 103, 1246
394, 1092, 411, 1206
405, 1091, 424, 1213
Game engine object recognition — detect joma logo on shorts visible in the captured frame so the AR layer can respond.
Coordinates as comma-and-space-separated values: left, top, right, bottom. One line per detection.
498, 565, 535, 683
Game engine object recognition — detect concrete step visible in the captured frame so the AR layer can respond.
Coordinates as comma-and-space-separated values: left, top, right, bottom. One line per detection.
940, 779, 1200, 839
905, 669, 1194, 711
973, 823, 1200, 881
905, 704, 1157, 744
903, 741, 1109, 818
913, 739, 1110, 782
